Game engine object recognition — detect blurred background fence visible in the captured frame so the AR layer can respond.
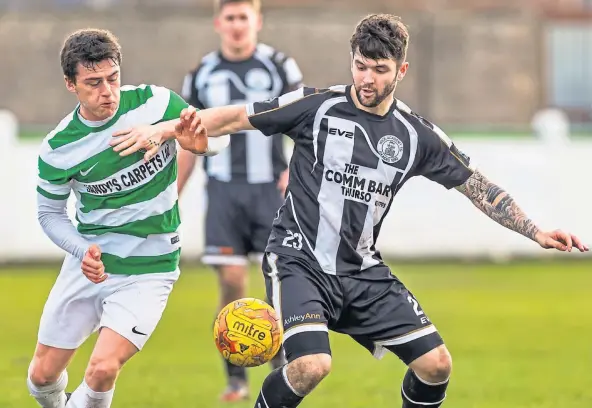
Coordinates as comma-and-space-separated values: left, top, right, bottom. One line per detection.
1, 0, 591, 262
1, 0, 592, 129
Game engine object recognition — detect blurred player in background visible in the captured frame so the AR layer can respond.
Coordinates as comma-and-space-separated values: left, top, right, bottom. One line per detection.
28, 28, 223, 408
177, 0, 303, 401
114, 13, 589, 408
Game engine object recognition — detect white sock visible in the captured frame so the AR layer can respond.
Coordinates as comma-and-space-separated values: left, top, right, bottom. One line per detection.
66, 380, 114, 408
27, 370, 68, 408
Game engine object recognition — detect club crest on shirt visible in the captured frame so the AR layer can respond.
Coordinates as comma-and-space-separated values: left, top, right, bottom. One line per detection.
377, 135, 404, 163
245, 68, 272, 91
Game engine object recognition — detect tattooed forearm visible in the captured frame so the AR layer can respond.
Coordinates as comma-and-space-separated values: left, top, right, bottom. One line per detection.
456, 170, 540, 241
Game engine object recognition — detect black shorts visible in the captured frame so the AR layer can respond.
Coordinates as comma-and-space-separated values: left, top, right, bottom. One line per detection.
202, 180, 284, 266
262, 252, 443, 365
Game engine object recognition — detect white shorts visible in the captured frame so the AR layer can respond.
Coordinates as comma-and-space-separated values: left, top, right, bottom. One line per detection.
37, 254, 179, 350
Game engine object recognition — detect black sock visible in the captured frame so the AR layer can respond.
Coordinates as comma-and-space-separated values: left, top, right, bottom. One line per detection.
254, 366, 303, 408
225, 360, 247, 385
401, 369, 449, 407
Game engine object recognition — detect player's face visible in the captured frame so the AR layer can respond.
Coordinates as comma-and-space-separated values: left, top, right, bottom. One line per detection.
351, 53, 408, 108
65, 59, 121, 122
215, 2, 261, 51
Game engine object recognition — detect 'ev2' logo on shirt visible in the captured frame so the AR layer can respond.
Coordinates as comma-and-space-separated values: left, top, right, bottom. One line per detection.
282, 230, 303, 251
328, 127, 353, 139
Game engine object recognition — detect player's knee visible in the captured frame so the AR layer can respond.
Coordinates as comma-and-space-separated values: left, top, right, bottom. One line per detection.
414, 345, 452, 383
218, 265, 247, 293
85, 358, 122, 385
287, 353, 332, 394
28, 360, 62, 386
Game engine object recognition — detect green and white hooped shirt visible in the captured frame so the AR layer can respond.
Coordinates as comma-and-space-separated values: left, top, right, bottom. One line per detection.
36, 84, 188, 275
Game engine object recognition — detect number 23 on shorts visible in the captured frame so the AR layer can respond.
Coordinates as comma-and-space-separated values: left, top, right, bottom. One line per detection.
407, 294, 430, 325
282, 229, 303, 251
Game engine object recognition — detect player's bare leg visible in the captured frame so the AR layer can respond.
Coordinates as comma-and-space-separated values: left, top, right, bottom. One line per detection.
402, 344, 452, 407
216, 264, 250, 402
253, 353, 332, 408
66, 328, 137, 408
27, 344, 76, 408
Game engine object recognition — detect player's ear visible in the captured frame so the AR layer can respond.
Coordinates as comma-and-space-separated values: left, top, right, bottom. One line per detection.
255, 11, 263, 32
213, 13, 222, 33
397, 61, 409, 81
64, 76, 76, 94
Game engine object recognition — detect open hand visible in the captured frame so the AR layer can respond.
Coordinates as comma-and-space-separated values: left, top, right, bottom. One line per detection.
110, 124, 164, 161
82, 244, 107, 284
175, 106, 208, 154
535, 229, 589, 252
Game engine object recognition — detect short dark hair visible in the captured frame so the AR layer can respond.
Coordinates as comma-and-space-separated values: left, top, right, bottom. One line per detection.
350, 14, 409, 66
214, 0, 261, 14
60, 28, 122, 83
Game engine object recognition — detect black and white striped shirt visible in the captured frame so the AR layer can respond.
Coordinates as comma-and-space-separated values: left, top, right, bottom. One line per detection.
246, 85, 475, 276
182, 43, 303, 183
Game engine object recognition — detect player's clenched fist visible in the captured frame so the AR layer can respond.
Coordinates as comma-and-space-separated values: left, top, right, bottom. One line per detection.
82, 244, 107, 284
175, 106, 208, 154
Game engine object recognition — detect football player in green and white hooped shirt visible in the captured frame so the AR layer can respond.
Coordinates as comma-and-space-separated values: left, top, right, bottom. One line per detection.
28, 28, 229, 408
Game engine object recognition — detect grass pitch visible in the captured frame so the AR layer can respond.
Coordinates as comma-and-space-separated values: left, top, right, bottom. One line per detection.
1, 259, 591, 407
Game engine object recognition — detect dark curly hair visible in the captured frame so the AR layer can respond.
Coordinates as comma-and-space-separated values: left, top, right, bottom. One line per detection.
60, 28, 122, 83
350, 14, 409, 67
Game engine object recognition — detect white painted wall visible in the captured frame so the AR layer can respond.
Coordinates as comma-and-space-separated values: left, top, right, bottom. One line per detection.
1, 111, 590, 263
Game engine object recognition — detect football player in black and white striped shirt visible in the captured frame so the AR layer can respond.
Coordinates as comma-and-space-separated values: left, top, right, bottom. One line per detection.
121, 13, 588, 408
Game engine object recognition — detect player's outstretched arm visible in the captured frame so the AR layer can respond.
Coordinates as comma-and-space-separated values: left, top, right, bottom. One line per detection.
456, 170, 589, 252
111, 117, 206, 159
113, 87, 318, 159
178, 105, 254, 138
110, 105, 238, 160
179, 85, 322, 140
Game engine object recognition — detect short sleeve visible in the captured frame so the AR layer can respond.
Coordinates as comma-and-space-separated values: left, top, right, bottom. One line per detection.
181, 72, 206, 110
282, 57, 304, 90
37, 146, 71, 201
246, 87, 321, 138
414, 116, 474, 189
162, 88, 190, 121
